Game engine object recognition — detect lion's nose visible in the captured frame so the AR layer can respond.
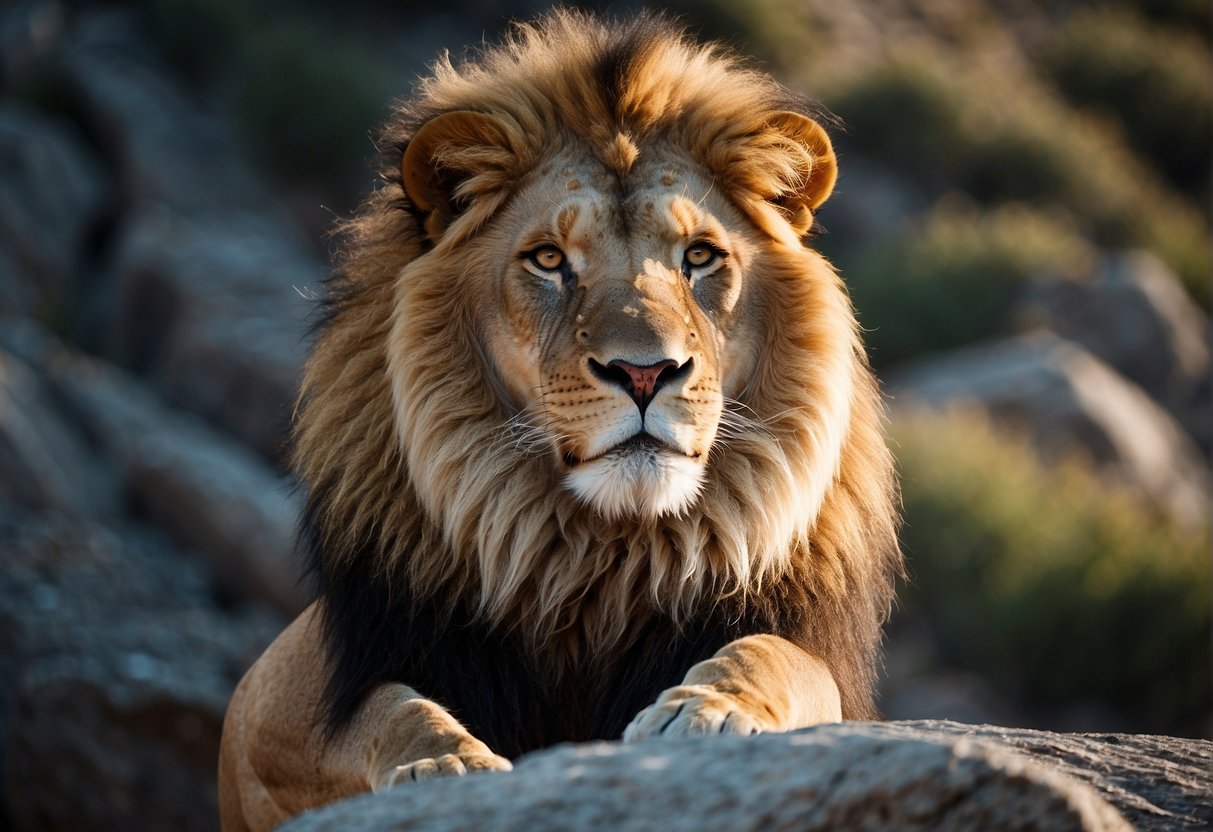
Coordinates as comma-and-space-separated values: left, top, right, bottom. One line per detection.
589, 357, 693, 415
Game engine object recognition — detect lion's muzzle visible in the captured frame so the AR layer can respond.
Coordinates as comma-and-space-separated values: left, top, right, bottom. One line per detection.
588, 357, 693, 415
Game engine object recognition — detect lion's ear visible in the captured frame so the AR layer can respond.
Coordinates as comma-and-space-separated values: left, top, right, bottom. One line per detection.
402, 110, 511, 241
767, 111, 837, 236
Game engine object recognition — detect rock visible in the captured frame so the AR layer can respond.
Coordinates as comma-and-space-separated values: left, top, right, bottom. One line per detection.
101, 203, 316, 460
14, 9, 323, 460
889, 332, 1212, 530
0, 511, 284, 832
278, 721, 1211, 832
56, 9, 282, 218
0, 334, 120, 516
1013, 251, 1211, 450
0, 102, 108, 317
0, 1, 68, 92
0, 321, 308, 615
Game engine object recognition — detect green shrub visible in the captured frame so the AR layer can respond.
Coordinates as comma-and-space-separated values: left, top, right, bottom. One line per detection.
842, 201, 1094, 367
830, 50, 1211, 307
142, 0, 397, 203
1038, 9, 1212, 204
1124, 0, 1212, 32
893, 408, 1211, 736
232, 23, 394, 194
143, 0, 256, 86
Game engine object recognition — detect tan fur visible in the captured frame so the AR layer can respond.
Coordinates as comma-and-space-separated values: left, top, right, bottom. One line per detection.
219, 607, 511, 831
220, 12, 900, 830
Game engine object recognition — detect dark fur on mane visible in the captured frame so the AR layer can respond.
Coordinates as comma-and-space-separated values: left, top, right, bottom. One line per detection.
304, 483, 830, 754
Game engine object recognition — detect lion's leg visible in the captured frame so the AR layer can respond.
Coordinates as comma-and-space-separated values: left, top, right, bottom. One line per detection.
622, 634, 841, 741
219, 604, 510, 832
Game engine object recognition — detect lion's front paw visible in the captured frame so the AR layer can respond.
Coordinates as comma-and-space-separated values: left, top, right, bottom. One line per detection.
622, 684, 767, 741
374, 752, 512, 791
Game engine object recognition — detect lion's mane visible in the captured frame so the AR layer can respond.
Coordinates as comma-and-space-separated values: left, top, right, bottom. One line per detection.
296, 11, 901, 756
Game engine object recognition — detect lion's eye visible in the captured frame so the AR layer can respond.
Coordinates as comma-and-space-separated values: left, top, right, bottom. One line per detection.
682, 241, 721, 274
528, 245, 566, 272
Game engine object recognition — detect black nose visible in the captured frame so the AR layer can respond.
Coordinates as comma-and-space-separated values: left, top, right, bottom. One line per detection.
589, 357, 693, 414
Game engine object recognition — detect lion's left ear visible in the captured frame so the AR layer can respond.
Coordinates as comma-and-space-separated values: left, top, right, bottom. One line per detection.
767, 112, 837, 236
402, 110, 514, 242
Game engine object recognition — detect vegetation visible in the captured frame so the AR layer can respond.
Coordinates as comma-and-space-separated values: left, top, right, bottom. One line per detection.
895, 409, 1211, 736
1038, 8, 1212, 204
143, 0, 399, 207
843, 202, 1094, 367
829, 47, 1210, 307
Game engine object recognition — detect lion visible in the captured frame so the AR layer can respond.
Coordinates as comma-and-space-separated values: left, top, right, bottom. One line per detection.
218, 11, 901, 831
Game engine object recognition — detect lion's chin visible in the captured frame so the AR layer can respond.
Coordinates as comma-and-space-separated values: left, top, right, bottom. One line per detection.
563, 443, 705, 520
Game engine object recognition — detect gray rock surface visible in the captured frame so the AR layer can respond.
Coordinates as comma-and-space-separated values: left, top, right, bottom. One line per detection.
890, 331, 1212, 529
102, 203, 317, 461
0, 102, 108, 316
0, 512, 283, 832
1014, 251, 1211, 451
57, 9, 280, 217
10, 9, 324, 460
0, 321, 308, 614
0, 339, 119, 515
279, 721, 1211, 832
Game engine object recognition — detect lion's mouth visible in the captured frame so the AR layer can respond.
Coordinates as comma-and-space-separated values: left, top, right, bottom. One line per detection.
561, 430, 708, 519
564, 432, 695, 467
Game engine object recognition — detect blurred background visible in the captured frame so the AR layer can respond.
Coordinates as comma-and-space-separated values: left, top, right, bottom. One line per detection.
0, 0, 1208, 828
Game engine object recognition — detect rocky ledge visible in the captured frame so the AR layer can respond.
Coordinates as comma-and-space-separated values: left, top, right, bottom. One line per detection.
281, 721, 1210, 832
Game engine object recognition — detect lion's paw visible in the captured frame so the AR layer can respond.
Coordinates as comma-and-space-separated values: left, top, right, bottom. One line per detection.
374, 752, 512, 791
622, 684, 766, 742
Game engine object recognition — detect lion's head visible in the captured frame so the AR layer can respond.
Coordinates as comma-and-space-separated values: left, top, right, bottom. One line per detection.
397, 105, 841, 512
298, 12, 899, 718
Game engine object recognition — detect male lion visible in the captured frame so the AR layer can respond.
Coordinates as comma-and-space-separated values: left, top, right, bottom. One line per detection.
219, 11, 901, 830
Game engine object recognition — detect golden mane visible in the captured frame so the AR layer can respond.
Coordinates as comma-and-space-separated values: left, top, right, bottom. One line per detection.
296, 10, 901, 723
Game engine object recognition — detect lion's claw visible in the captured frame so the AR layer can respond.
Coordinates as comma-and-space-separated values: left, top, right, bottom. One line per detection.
375, 752, 512, 790
623, 684, 766, 741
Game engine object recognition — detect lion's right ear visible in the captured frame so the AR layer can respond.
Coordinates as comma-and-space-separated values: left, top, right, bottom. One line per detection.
766, 111, 837, 236
402, 111, 513, 242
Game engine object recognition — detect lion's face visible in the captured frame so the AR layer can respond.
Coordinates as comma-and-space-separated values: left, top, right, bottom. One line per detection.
472, 148, 763, 519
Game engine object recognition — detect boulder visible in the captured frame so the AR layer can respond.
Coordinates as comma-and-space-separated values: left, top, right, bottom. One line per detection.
0, 334, 120, 516
0, 102, 108, 317
56, 9, 282, 218
889, 332, 1212, 529
0, 321, 308, 615
0, 246, 19, 316
26, 9, 323, 460
0, 511, 283, 832
279, 721, 1211, 832
0, 2, 68, 91
101, 203, 317, 461
1013, 251, 1211, 451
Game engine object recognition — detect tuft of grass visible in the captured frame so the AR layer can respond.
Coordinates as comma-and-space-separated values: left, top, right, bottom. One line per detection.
893, 408, 1211, 736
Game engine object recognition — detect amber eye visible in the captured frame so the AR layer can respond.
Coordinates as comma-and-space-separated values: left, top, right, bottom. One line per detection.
528, 245, 566, 272
683, 241, 720, 272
